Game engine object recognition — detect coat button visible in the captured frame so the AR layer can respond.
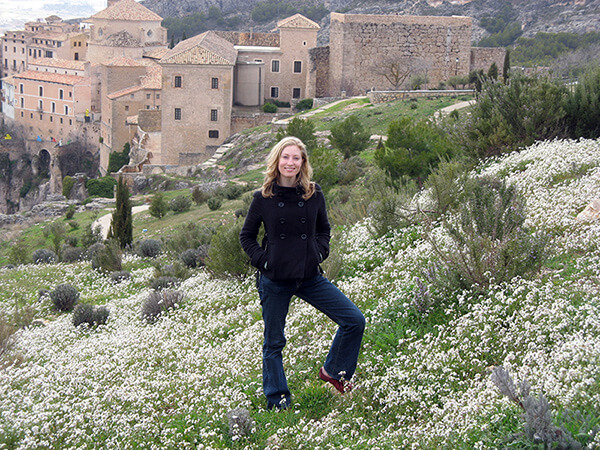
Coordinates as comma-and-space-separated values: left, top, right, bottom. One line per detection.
301, 234, 307, 240
280, 218, 286, 224
278, 202, 284, 208
298, 201, 304, 207
280, 233, 286, 240
300, 217, 306, 223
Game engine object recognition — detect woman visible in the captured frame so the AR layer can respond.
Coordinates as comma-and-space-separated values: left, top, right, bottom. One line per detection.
240, 136, 365, 410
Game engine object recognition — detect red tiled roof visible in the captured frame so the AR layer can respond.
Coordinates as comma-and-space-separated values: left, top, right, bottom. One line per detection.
14, 70, 89, 85
277, 14, 320, 29
90, 0, 163, 22
29, 58, 87, 71
160, 31, 237, 65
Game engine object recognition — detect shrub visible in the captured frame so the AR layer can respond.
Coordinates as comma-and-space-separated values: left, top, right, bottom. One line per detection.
86, 176, 117, 198
107, 142, 130, 173
220, 183, 244, 200
110, 270, 131, 283
85, 242, 105, 261
206, 220, 251, 278
337, 156, 366, 185
310, 146, 342, 190
295, 98, 314, 111
91, 239, 122, 273
275, 117, 317, 152
72, 304, 109, 328
154, 260, 189, 280
50, 284, 80, 311
262, 102, 277, 113
81, 222, 103, 249
107, 176, 132, 249
32, 249, 57, 264
191, 186, 209, 205
149, 192, 168, 218
207, 197, 222, 211
565, 66, 600, 139
180, 248, 204, 268
65, 236, 78, 247
61, 246, 84, 263
8, 240, 29, 265
142, 289, 184, 322
161, 223, 214, 256
169, 195, 192, 213
151, 276, 179, 291
68, 220, 79, 230
427, 176, 547, 291
65, 204, 76, 220
62, 175, 75, 198
136, 239, 162, 258
329, 115, 371, 159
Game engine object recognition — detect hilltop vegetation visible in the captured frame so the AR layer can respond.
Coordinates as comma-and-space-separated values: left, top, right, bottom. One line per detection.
1, 68, 600, 448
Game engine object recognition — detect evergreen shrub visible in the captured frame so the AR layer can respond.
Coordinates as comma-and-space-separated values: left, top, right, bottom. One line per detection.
295, 98, 314, 111
91, 239, 122, 273
169, 195, 192, 213
191, 186, 209, 205
50, 284, 80, 311
72, 304, 109, 328
62, 176, 75, 198
86, 176, 117, 198
262, 102, 277, 113
207, 197, 222, 211
110, 270, 131, 283
151, 276, 179, 291
142, 289, 184, 323
180, 248, 204, 268
32, 249, 57, 264
206, 220, 250, 278
149, 192, 168, 218
65, 204, 76, 219
61, 246, 84, 263
136, 239, 162, 258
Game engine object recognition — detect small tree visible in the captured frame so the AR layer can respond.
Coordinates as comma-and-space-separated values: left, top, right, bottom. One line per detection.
329, 115, 370, 159
503, 49, 511, 83
276, 117, 317, 152
487, 62, 499, 81
107, 176, 132, 249
149, 192, 168, 218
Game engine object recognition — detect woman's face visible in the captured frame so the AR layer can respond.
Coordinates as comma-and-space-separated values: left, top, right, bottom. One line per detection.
277, 144, 303, 184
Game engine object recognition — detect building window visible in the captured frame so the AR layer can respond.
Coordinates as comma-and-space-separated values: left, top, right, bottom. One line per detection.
60, 118, 63, 123
146, 93, 151, 99
20, 98, 24, 108
145, 105, 150, 109
45, 51, 52, 58
293, 88, 301, 99
208, 130, 219, 138
254, 58, 263, 63
174, 107, 182, 120
51, 102, 55, 112
156, 93, 160, 99
39, 86, 43, 96
50, 116, 53, 122
211, 77, 218, 89
210, 109, 218, 121
174, 76, 182, 88
59, 89, 63, 99
74, 52, 79, 61
271, 60, 280, 73
19, 84, 24, 93
270, 86, 279, 98
69, 119, 72, 125
64, 106, 68, 115
38, 100, 43, 110
124, 105, 129, 111
293, 61, 302, 73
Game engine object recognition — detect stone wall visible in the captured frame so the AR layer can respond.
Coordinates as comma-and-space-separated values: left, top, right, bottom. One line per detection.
231, 113, 278, 135
328, 13, 473, 97
368, 89, 474, 104
308, 46, 330, 99
470, 47, 506, 74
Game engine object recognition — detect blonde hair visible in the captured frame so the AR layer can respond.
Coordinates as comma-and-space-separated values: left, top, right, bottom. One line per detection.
261, 136, 315, 200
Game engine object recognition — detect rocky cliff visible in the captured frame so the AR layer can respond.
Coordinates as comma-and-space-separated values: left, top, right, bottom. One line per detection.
141, 0, 600, 42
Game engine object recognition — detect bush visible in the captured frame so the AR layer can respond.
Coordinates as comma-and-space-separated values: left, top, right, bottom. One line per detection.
61, 246, 84, 263
220, 183, 244, 200
427, 176, 547, 291
191, 186, 209, 205
32, 249, 57, 264
151, 276, 179, 291
295, 98, 314, 111
180, 248, 204, 268
154, 260, 189, 280
262, 102, 277, 113
68, 220, 79, 230
72, 304, 109, 328
86, 176, 117, 198
136, 239, 162, 258
62, 176, 75, 198
85, 242, 105, 261
275, 117, 317, 152
142, 289, 184, 322
50, 284, 80, 311
8, 240, 29, 265
169, 195, 192, 213
91, 240, 122, 273
110, 270, 131, 283
329, 115, 371, 159
149, 192, 168, 218
65, 204, 76, 219
65, 236, 78, 247
81, 222, 103, 249
207, 197, 222, 211
206, 220, 251, 278
161, 223, 214, 256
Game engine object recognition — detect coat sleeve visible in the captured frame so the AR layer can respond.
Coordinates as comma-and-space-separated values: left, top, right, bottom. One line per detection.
239, 193, 268, 269
315, 188, 331, 261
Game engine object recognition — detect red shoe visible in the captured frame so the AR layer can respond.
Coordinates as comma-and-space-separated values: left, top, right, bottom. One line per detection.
319, 367, 353, 393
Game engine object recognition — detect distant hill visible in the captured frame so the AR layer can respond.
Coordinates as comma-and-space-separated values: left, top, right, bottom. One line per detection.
140, 0, 600, 43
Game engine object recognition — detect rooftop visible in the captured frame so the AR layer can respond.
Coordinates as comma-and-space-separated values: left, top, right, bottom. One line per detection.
14, 70, 89, 86
160, 31, 237, 66
90, 0, 163, 22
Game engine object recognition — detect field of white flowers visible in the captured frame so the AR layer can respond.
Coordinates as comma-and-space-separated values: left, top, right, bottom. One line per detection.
1, 138, 599, 449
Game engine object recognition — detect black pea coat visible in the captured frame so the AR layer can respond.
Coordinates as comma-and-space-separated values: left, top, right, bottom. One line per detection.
239, 183, 331, 281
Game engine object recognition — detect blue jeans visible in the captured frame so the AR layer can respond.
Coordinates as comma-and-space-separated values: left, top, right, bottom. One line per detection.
258, 274, 365, 409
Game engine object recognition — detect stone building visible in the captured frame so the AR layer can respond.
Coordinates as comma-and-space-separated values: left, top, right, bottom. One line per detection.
310, 13, 503, 97
84, 0, 167, 65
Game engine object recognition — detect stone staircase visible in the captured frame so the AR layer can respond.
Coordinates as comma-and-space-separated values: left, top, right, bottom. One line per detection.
199, 142, 234, 169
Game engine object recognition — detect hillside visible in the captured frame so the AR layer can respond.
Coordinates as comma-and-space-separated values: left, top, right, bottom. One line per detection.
141, 0, 600, 43
0, 134, 599, 447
